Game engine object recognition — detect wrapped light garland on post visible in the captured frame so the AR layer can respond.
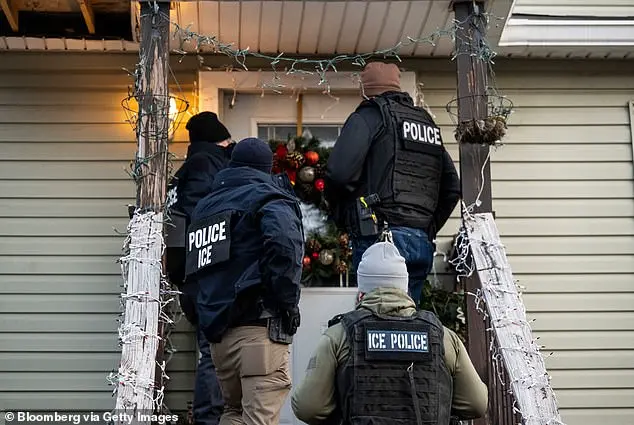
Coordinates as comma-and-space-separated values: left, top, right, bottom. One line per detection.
461, 212, 565, 425
109, 2, 187, 422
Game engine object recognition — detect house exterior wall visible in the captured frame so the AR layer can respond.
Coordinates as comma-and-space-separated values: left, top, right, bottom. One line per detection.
418, 60, 634, 425
0, 53, 632, 425
0, 53, 199, 411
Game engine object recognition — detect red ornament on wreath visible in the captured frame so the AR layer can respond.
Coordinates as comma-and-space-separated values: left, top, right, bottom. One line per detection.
304, 151, 319, 166
275, 144, 288, 160
302, 256, 312, 268
314, 178, 325, 192
311, 251, 320, 260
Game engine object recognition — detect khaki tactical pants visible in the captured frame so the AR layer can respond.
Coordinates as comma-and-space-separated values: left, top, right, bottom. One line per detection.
211, 325, 292, 425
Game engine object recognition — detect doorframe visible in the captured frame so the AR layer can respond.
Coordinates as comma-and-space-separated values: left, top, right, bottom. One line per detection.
198, 70, 417, 119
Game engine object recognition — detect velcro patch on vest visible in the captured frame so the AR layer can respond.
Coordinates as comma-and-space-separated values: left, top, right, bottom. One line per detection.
185, 211, 232, 276
364, 321, 432, 362
399, 119, 443, 155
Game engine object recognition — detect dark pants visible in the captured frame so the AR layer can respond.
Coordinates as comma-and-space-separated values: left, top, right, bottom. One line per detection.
194, 324, 225, 425
352, 226, 435, 306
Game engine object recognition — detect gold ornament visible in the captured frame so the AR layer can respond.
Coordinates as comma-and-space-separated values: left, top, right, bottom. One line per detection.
338, 233, 349, 248
318, 249, 335, 266
286, 151, 305, 169
335, 260, 349, 274
307, 239, 321, 253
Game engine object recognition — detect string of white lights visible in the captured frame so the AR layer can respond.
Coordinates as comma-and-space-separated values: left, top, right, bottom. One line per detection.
459, 212, 566, 425
167, 9, 502, 92
109, 210, 179, 423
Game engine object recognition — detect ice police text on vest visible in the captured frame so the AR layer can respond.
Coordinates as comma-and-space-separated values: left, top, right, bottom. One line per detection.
188, 220, 227, 268
402, 121, 442, 145
366, 329, 429, 353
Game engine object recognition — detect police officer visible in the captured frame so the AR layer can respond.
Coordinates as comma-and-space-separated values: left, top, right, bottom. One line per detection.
291, 241, 488, 425
187, 137, 304, 425
325, 62, 461, 306
164, 111, 234, 425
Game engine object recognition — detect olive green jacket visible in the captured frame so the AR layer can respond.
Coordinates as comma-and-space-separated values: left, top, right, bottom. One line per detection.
291, 287, 488, 424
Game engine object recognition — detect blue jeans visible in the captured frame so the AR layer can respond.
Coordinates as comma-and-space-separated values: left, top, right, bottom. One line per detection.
352, 226, 435, 306
194, 327, 224, 425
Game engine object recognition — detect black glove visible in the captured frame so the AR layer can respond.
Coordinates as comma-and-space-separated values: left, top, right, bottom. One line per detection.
281, 306, 301, 336
178, 281, 199, 326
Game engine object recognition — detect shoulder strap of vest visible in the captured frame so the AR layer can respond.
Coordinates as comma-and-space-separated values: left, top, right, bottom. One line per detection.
415, 309, 444, 331
365, 96, 391, 120
375, 93, 438, 126
340, 308, 373, 328
337, 309, 373, 355
328, 314, 343, 328
328, 307, 374, 328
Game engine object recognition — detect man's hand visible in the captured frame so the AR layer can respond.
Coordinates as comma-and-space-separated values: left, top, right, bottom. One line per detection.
282, 306, 301, 335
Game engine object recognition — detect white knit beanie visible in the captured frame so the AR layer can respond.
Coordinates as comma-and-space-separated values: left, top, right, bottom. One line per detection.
357, 242, 409, 294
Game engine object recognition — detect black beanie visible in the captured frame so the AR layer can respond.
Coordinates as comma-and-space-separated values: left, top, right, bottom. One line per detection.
229, 138, 274, 174
185, 111, 231, 144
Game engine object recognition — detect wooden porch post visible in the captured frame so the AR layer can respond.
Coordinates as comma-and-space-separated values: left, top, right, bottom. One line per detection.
451, 0, 492, 424
136, 2, 170, 208
114, 0, 171, 421
136, 0, 171, 407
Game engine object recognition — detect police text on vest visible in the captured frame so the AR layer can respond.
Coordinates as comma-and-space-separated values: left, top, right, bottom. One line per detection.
188, 221, 227, 268
402, 121, 442, 145
366, 330, 429, 353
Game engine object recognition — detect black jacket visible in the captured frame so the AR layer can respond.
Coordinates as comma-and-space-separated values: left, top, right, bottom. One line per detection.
170, 142, 236, 218
325, 95, 460, 237
190, 167, 304, 343
165, 141, 234, 324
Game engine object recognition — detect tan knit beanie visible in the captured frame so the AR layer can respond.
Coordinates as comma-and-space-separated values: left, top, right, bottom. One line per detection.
360, 62, 401, 97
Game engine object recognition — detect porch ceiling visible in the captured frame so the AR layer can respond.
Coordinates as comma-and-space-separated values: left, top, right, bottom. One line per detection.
2, 1, 631, 60
169, 0, 508, 58
1, 0, 512, 58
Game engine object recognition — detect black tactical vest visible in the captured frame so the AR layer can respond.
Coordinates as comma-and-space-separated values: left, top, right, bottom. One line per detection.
360, 92, 444, 230
333, 308, 452, 425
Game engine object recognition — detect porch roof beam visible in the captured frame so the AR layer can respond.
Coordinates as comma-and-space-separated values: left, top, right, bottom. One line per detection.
0, 0, 18, 32
76, 0, 96, 35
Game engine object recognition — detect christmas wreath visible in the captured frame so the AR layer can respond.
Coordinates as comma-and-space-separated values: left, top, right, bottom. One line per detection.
269, 137, 331, 210
268, 136, 352, 286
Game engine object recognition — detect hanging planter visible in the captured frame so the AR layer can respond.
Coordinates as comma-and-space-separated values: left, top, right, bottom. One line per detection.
445, 93, 513, 145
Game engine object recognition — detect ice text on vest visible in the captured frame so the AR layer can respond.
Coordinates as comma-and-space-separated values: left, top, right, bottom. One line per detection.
188, 220, 227, 268
366, 329, 429, 353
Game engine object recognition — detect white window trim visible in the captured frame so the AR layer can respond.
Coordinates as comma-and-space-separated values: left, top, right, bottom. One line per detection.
251, 117, 344, 138
198, 70, 417, 119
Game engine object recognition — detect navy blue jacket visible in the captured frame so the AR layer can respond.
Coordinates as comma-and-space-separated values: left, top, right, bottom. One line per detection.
190, 167, 304, 343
